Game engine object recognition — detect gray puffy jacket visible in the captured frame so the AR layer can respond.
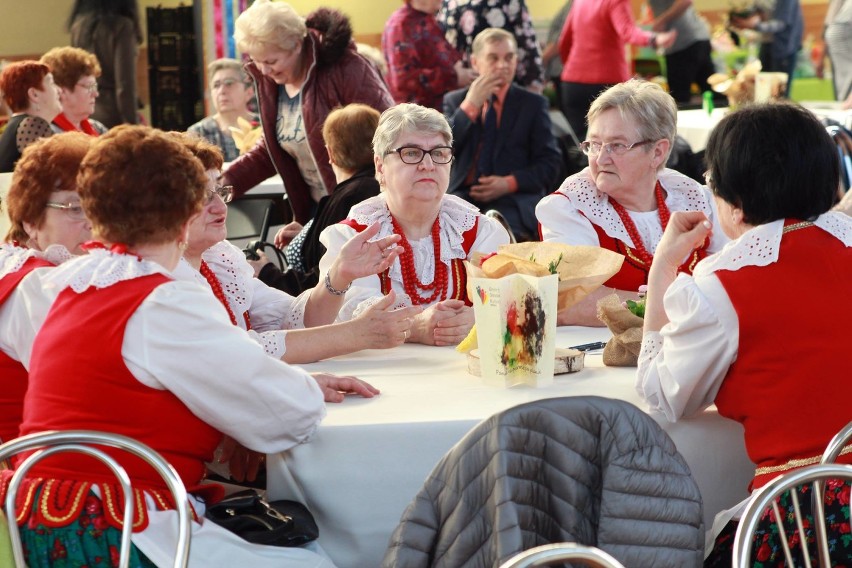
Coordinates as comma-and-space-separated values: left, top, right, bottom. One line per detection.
382, 396, 704, 568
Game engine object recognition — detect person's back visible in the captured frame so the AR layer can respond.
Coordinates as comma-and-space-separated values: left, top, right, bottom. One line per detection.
70, 12, 139, 127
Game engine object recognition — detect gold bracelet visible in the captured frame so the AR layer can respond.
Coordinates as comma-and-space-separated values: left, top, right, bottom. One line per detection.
324, 271, 351, 296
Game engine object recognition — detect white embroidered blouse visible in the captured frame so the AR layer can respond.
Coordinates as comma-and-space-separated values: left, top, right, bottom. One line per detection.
536, 167, 729, 256
318, 194, 510, 321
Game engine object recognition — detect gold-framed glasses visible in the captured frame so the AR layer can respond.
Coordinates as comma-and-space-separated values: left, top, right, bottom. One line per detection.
580, 139, 653, 157
76, 81, 98, 94
45, 202, 87, 221
388, 146, 454, 165
207, 184, 234, 204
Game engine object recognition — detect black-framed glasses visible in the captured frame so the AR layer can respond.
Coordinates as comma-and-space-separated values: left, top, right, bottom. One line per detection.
579, 139, 654, 157
387, 146, 454, 165
207, 184, 234, 204
45, 201, 87, 221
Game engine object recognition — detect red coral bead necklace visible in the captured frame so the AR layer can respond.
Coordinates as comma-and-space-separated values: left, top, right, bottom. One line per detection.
390, 214, 448, 304
608, 181, 670, 266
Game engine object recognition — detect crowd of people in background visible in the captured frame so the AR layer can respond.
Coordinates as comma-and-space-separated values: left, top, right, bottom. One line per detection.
1, 0, 852, 566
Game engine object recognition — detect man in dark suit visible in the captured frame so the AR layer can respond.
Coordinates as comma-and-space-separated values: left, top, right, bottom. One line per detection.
443, 28, 562, 241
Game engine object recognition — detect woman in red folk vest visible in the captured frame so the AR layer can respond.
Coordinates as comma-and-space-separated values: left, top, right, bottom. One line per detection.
309, 103, 510, 346
40, 46, 108, 136
537, 78, 729, 326
0, 132, 93, 444
2, 125, 335, 567
637, 102, 852, 566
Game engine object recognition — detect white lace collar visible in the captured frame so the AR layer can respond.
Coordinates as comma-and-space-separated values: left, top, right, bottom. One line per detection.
0, 243, 74, 276
200, 240, 255, 316
45, 248, 172, 293
694, 212, 852, 277
348, 194, 481, 283
556, 167, 714, 248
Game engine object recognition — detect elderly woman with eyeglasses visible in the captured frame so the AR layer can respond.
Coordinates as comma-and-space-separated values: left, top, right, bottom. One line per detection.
39, 46, 108, 136
536, 79, 728, 326
3, 125, 339, 567
0, 132, 93, 444
305, 103, 510, 346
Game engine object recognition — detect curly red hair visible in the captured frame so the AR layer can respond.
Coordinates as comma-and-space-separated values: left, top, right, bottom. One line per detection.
39, 47, 102, 90
165, 131, 224, 171
5, 132, 94, 244
77, 125, 207, 246
0, 61, 50, 112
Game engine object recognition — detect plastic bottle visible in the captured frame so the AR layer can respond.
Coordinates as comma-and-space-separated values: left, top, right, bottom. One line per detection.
702, 91, 714, 116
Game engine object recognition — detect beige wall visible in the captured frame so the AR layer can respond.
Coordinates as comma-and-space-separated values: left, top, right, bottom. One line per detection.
0, 0, 830, 58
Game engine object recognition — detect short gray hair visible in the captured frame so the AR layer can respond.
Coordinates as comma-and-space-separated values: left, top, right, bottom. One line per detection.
234, 0, 306, 54
206, 58, 247, 84
472, 28, 516, 56
587, 79, 677, 164
372, 103, 452, 158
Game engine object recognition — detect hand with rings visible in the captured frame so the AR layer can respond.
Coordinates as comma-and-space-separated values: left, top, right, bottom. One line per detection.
350, 291, 422, 349
332, 222, 403, 283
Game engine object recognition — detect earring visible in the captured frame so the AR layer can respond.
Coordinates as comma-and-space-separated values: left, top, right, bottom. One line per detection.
379, 175, 386, 186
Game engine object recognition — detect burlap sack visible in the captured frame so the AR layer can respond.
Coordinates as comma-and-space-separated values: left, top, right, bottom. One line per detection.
596, 293, 644, 367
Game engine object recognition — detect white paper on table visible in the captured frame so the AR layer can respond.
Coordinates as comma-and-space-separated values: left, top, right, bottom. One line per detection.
470, 273, 558, 388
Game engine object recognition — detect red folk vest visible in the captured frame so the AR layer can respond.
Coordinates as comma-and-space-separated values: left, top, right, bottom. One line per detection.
340, 218, 479, 305
714, 222, 852, 489
589, 220, 707, 291
10, 274, 223, 529
0, 256, 53, 443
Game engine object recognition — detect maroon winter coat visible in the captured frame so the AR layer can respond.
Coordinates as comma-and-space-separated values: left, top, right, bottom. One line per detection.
225, 9, 393, 224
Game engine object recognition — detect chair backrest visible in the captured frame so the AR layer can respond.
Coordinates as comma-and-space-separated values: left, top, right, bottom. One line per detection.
485, 209, 517, 244
498, 543, 626, 568
226, 198, 276, 243
732, 463, 852, 568
0, 430, 192, 568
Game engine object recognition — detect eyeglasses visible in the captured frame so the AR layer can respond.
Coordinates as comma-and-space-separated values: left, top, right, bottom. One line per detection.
207, 184, 234, 204
387, 146, 454, 165
211, 78, 247, 90
45, 201, 87, 221
76, 81, 98, 94
579, 139, 654, 157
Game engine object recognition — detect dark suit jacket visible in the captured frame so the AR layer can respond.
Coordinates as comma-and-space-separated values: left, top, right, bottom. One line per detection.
443, 85, 561, 196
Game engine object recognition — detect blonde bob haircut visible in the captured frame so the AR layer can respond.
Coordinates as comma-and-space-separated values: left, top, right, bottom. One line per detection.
587, 78, 677, 166
77, 125, 207, 247
235, 0, 307, 54
372, 103, 452, 160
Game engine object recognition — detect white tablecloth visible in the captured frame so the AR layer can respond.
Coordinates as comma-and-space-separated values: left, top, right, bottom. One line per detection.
266, 327, 755, 568
677, 104, 852, 152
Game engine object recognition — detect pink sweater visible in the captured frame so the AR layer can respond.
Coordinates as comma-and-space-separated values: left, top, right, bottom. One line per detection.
559, 0, 653, 85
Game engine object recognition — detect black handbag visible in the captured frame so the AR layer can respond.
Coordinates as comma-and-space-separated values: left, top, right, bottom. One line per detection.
204, 489, 319, 547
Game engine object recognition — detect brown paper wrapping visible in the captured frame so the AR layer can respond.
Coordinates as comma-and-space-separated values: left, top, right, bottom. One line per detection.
467, 243, 624, 312
596, 293, 643, 367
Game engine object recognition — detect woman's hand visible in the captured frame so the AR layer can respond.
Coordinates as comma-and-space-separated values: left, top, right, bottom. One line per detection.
246, 250, 271, 277
218, 435, 265, 482
410, 300, 474, 346
273, 221, 303, 248
330, 222, 402, 285
654, 211, 712, 272
310, 372, 380, 403
351, 291, 422, 348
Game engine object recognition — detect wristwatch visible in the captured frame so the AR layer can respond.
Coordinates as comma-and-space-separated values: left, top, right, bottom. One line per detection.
649, 34, 658, 49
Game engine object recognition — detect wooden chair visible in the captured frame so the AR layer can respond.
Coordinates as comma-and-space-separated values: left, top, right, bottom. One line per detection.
0, 430, 192, 568
498, 543, 626, 568
732, 463, 852, 567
